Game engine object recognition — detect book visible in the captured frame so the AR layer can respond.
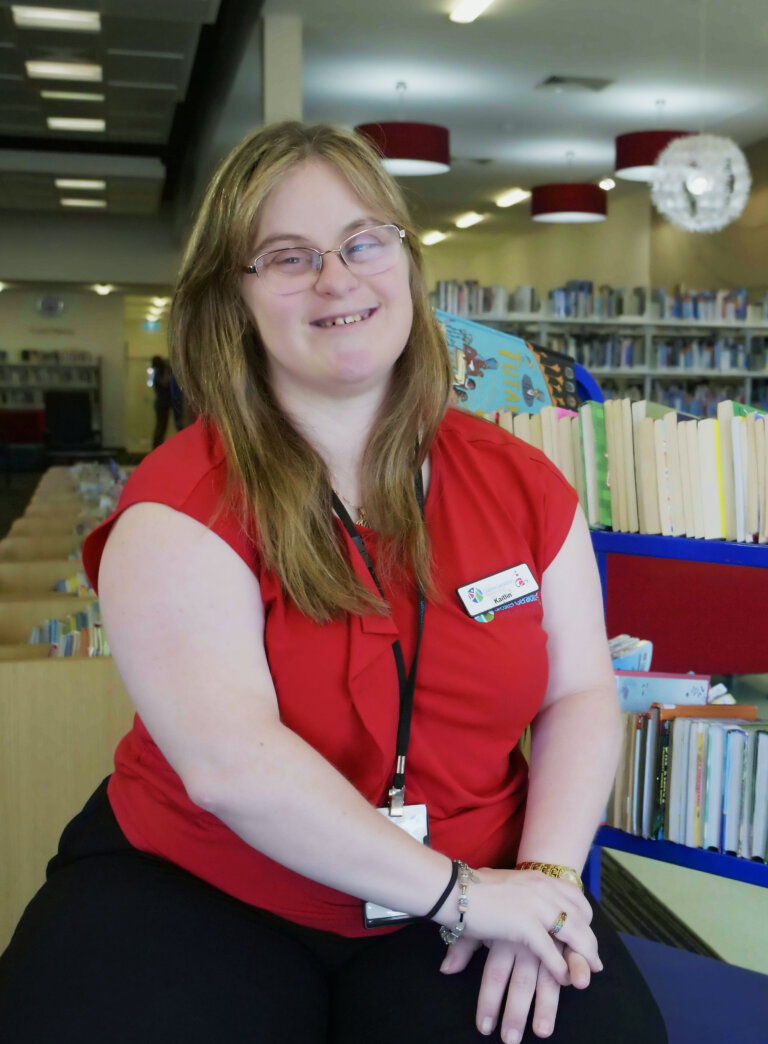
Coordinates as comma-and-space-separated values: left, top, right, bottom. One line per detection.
610, 635, 654, 672
570, 415, 588, 517
667, 717, 692, 843
751, 730, 768, 860
716, 401, 739, 541
698, 418, 726, 539
683, 419, 706, 539
620, 398, 639, 533
721, 726, 747, 855
641, 704, 660, 839
634, 414, 661, 534
732, 416, 747, 543
703, 723, 726, 851
745, 412, 760, 539
438, 311, 554, 416
580, 401, 612, 528
605, 399, 627, 532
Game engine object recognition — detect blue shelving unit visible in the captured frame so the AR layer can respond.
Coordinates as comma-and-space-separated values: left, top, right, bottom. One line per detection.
586, 529, 768, 897
585, 827, 768, 899
590, 530, 768, 605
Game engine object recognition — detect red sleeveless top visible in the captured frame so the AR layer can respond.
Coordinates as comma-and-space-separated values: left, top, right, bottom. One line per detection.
82, 408, 578, 936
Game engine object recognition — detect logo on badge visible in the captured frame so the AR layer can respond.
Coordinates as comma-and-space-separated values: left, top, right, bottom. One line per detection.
467, 586, 483, 604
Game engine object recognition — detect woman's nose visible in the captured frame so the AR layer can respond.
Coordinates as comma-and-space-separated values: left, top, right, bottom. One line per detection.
313, 250, 360, 295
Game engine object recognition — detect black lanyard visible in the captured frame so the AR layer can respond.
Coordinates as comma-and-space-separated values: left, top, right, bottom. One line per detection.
332, 472, 426, 816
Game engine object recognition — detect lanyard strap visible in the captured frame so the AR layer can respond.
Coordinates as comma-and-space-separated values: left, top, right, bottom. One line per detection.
332, 472, 425, 815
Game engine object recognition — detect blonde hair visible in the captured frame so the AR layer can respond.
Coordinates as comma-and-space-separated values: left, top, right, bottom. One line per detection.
169, 121, 452, 621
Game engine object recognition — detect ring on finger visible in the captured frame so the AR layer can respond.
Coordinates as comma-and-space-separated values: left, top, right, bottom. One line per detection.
548, 911, 567, 936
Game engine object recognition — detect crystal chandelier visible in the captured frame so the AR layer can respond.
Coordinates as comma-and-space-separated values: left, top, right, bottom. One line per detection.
651, 133, 751, 233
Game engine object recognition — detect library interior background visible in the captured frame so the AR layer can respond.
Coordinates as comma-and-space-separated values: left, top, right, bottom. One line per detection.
1, 0, 767, 1004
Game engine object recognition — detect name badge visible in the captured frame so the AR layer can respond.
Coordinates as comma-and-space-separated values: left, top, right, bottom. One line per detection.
456, 564, 539, 618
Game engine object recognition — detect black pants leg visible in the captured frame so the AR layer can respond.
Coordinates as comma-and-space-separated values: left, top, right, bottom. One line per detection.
0, 782, 666, 1043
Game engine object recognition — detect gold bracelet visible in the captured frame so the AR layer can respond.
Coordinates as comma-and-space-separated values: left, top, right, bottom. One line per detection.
515, 860, 584, 892
438, 861, 480, 945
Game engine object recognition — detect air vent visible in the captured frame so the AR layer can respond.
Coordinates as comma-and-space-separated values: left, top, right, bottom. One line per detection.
537, 75, 612, 93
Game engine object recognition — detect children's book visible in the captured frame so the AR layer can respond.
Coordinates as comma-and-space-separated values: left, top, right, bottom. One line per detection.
437, 311, 553, 416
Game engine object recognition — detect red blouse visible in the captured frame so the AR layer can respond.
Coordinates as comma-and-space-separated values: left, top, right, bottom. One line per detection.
82, 408, 578, 937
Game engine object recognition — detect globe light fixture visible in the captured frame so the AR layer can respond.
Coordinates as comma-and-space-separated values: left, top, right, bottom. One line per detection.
651, 133, 752, 233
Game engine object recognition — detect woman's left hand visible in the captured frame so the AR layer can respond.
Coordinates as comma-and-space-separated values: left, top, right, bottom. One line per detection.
440, 935, 594, 1041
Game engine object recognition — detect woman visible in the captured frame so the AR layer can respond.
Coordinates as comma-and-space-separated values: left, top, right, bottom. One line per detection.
0, 122, 666, 1043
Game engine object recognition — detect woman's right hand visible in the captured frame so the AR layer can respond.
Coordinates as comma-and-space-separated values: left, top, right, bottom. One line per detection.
440, 867, 600, 986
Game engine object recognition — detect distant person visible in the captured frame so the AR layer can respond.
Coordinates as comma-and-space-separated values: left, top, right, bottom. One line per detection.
150, 355, 172, 448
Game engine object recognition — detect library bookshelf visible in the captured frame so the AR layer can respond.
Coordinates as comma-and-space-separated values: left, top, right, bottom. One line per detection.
470, 313, 768, 406
587, 529, 768, 895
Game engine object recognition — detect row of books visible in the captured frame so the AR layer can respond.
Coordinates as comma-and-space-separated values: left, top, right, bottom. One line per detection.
0, 365, 99, 386
606, 703, 768, 861
432, 281, 768, 323
29, 602, 110, 657
561, 335, 763, 374
16, 350, 95, 363
53, 570, 94, 597
493, 398, 768, 541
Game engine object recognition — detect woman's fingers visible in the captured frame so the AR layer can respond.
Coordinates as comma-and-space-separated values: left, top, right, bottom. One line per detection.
440, 934, 480, 974
475, 941, 524, 1039
498, 946, 541, 1043
564, 946, 594, 989
529, 954, 563, 1039
545, 910, 602, 974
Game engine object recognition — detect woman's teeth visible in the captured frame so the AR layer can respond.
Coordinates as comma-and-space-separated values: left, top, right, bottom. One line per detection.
317, 309, 373, 328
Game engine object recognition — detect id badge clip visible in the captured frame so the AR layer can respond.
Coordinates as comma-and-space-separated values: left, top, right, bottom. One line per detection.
362, 802, 430, 929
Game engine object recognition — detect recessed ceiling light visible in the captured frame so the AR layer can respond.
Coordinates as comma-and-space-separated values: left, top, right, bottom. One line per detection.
55, 178, 106, 191
455, 212, 484, 229
60, 197, 106, 208
496, 188, 531, 208
151, 297, 170, 307
599, 178, 617, 191
421, 231, 447, 246
449, 0, 497, 24
12, 6, 101, 31
41, 90, 104, 102
26, 59, 102, 81
92, 284, 113, 295
0, 282, 8, 292
47, 116, 105, 132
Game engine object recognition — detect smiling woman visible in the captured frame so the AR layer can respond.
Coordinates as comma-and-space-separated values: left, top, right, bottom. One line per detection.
0, 122, 665, 1044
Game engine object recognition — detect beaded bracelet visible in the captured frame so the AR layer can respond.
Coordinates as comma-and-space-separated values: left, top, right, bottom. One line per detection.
422, 859, 460, 921
439, 861, 479, 945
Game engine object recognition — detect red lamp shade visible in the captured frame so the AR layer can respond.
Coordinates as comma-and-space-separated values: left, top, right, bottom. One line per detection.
355, 121, 450, 175
531, 183, 607, 223
615, 130, 692, 181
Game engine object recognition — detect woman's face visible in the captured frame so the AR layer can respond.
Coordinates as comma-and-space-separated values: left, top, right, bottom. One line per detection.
240, 158, 413, 405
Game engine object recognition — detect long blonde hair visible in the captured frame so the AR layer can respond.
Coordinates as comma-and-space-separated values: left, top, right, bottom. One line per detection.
169, 122, 452, 621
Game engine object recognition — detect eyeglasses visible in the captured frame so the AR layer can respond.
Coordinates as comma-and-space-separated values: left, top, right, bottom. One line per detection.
243, 224, 406, 295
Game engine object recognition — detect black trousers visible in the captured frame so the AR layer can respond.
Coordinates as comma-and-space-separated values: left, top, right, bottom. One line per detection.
0, 780, 666, 1043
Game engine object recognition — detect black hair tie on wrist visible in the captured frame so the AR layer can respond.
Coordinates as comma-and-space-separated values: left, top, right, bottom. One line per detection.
422, 859, 460, 921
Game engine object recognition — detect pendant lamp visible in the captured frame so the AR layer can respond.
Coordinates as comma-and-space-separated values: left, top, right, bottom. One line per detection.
355, 121, 450, 176
531, 183, 607, 223
615, 130, 692, 181
651, 133, 751, 233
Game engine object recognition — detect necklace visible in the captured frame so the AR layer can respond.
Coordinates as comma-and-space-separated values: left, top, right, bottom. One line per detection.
355, 507, 369, 528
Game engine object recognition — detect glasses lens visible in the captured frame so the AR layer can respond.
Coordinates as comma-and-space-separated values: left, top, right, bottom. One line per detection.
341, 225, 402, 274
257, 247, 319, 292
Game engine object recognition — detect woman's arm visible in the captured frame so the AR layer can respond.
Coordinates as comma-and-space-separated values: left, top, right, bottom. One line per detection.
516, 505, 621, 869
99, 502, 595, 982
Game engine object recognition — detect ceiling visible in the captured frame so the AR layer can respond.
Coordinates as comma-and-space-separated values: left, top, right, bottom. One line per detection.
1, 0, 768, 237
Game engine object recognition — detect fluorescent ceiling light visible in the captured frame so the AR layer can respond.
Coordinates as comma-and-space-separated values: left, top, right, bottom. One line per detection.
26, 59, 102, 81
450, 0, 496, 24
12, 6, 101, 31
599, 178, 616, 191
55, 178, 106, 190
47, 116, 105, 132
455, 212, 484, 229
496, 188, 531, 208
41, 90, 104, 102
151, 297, 170, 307
0, 282, 8, 292
92, 284, 113, 295
60, 197, 106, 208
421, 231, 447, 246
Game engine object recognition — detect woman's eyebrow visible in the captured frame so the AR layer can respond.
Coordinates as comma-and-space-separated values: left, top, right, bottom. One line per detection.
253, 217, 381, 255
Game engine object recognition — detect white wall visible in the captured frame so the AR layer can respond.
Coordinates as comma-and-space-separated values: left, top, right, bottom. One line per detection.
0, 289, 126, 447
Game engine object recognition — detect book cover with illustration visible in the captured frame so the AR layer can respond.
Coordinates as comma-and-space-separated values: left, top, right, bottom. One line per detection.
436, 310, 555, 416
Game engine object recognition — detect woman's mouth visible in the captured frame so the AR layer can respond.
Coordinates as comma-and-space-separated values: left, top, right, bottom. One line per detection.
312, 307, 377, 329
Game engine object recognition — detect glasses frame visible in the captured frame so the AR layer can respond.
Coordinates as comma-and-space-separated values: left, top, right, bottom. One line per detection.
243, 224, 407, 290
